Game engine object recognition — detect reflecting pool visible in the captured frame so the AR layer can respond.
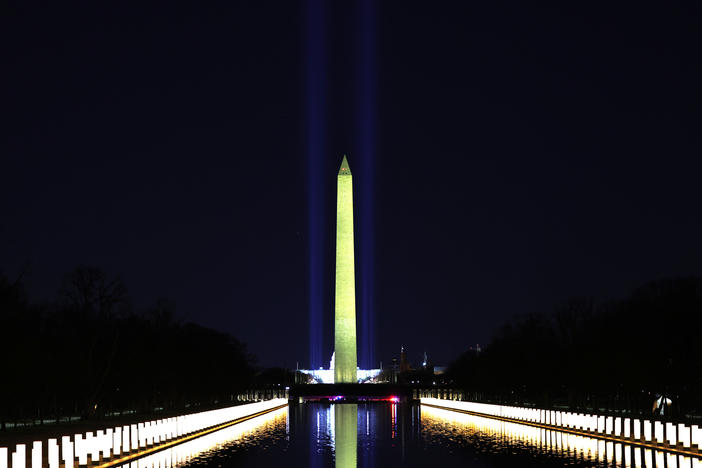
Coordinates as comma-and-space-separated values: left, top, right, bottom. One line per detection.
119, 403, 701, 468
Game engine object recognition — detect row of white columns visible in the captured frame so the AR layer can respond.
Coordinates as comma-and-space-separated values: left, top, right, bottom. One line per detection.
421, 398, 702, 453
421, 403, 701, 468
0, 399, 287, 468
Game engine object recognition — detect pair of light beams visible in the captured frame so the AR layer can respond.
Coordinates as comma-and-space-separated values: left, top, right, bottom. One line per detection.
306, 0, 376, 374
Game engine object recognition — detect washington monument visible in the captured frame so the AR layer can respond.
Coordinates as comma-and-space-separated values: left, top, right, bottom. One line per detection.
334, 155, 358, 383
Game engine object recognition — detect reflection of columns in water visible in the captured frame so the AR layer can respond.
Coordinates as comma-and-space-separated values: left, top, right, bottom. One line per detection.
422, 405, 695, 468
334, 404, 358, 468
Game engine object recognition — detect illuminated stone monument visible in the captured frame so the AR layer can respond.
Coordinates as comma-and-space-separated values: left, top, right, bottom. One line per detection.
334, 155, 358, 384
297, 155, 380, 384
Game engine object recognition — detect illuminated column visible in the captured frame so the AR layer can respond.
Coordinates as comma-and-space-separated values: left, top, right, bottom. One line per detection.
61, 437, 73, 468
47, 439, 59, 468
12, 444, 25, 468
74, 434, 86, 467
334, 155, 358, 384
103, 429, 111, 459
130, 425, 137, 451
31, 442, 40, 468
112, 428, 120, 456
122, 426, 129, 453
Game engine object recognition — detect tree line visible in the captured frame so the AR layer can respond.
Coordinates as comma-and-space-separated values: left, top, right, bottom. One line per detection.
0, 267, 256, 428
448, 277, 702, 418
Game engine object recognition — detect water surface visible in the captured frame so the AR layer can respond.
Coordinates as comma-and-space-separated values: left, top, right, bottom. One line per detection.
123, 402, 699, 468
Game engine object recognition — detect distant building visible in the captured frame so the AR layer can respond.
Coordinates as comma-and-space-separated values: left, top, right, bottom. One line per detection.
296, 352, 381, 384
380, 346, 447, 384
400, 346, 410, 373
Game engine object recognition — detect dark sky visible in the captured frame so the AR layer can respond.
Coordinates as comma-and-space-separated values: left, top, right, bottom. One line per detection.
2, 2, 701, 369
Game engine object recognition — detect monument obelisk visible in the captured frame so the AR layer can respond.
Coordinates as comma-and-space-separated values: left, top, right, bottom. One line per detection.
334, 155, 357, 383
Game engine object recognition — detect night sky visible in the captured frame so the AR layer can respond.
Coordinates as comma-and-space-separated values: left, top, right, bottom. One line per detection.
2, 2, 700, 369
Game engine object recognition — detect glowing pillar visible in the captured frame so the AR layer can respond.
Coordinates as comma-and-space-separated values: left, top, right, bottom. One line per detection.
334, 155, 358, 384
74, 434, 86, 466
113, 427, 121, 456
103, 429, 112, 459
130, 425, 138, 450
47, 439, 58, 468
12, 444, 25, 468
122, 426, 130, 453
87, 432, 98, 464
30, 443, 40, 468
61, 437, 73, 468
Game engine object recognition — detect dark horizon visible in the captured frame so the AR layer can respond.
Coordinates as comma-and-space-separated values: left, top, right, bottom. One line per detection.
2, 2, 701, 369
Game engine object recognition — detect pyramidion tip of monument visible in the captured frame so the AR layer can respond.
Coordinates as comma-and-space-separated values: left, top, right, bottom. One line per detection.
338, 154, 351, 176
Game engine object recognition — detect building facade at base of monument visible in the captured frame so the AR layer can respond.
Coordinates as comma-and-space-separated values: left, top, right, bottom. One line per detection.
298, 368, 382, 384
297, 352, 380, 384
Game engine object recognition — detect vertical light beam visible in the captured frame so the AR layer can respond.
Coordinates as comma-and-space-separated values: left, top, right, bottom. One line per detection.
306, 0, 328, 369
356, 0, 377, 369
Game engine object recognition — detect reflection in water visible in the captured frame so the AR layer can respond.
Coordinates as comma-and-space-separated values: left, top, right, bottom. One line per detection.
334, 404, 357, 468
121, 402, 702, 468
422, 404, 702, 468
390, 403, 397, 439
117, 407, 287, 468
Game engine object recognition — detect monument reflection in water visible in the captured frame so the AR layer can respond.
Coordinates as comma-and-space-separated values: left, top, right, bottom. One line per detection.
334, 404, 358, 468
105, 403, 701, 468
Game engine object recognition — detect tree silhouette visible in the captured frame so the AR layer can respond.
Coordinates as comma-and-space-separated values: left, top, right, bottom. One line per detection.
447, 277, 702, 418
0, 267, 256, 429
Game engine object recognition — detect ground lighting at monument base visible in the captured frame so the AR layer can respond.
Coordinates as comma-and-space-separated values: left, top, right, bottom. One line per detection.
302, 395, 400, 402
